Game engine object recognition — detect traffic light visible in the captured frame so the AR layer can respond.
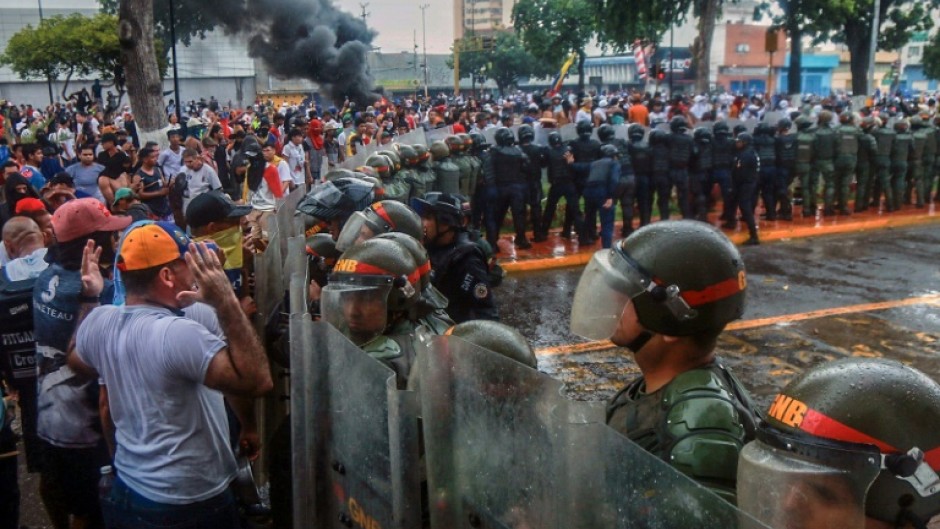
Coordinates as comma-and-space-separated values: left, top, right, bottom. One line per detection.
481, 36, 495, 51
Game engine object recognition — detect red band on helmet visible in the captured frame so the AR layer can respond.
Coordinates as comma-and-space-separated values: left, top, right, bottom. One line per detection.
372, 202, 395, 227
334, 259, 420, 286
417, 260, 431, 277
679, 275, 744, 306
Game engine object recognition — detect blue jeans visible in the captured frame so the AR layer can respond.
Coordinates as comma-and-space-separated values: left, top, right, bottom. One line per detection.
583, 191, 615, 248
102, 476, 240, 529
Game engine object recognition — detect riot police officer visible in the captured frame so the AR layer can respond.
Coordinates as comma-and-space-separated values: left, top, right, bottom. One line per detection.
728, 132, 760, 245
517, 124, 548, 241
690, 126, 715, 222
581, 144, 620, 248
812, 110, 837, 216
366, 153, 410, 204
891, 119, 914, 212
753, 122, 778, 220
738, 358, 940, 529
832, 111, 860, 215
627, 124, 654, 227
793, 117, 817, 217
666, 116, 694, 218
711, 121, 736, 224
430, 140, 461, 195
598, 124, 636, 236
871, 117, 896, 211
488, 127, 532, 250
922, 115, 937, 204
540, 131, 581, 239
296, 177, 378, 240
457, 133, 482, 205
570, 220, 761, 503
411, 192, 499, 323
445, 135, 474, 197
649, 129, 672, 221
854, 117, 879, 213
910, 116, 930, 208
335, 199, 424, 252
774, 118, 798, 220
411, 143, 438, 196
467, 133, 491, 232
567, 120, 600, 238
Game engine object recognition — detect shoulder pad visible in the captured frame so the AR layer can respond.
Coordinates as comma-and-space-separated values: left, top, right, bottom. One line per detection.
661, 368, 751, 486
361, 335, 402, 360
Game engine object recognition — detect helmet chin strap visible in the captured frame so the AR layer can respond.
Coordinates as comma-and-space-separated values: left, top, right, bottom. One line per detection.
624, 331, 654, 354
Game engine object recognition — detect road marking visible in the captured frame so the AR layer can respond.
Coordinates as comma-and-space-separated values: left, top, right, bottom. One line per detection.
535, 294, 940, 357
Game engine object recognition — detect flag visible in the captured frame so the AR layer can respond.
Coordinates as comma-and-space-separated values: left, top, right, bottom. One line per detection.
633, 40, 647, 80
549, 53, 578, 96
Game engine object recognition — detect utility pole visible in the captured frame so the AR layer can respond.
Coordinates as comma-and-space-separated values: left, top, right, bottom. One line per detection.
868, 0, 881, 98
169, 0, 182, 125
668, 23, 674, 98
37, 0, 54, 105
420, 4, 430, 99
414, 30, 419, 101
359, 3, 370, 25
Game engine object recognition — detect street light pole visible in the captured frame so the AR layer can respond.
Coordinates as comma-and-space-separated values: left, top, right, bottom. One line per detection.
169, 0, 182, 125
420, 4, 430, 99
37, 0, 54, 105
868, 0, 881, 98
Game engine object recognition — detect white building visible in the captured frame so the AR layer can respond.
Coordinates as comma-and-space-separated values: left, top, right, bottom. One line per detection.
0, 0, 258, 107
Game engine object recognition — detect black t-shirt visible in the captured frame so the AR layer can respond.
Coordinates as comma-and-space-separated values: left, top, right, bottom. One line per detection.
96, 149, 131, 179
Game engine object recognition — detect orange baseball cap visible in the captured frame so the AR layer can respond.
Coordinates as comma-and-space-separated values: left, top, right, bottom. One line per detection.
117, 222, 192, 272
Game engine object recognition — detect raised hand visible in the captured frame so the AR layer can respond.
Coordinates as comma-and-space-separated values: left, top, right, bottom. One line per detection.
177, 242, 236, 308
80, 239, 104, 298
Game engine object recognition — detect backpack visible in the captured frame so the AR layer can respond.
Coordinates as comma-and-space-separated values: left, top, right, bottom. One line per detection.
0, 276, 40, 470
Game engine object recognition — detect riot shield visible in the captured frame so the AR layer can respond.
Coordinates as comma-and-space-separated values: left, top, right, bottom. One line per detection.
420, 335, 772, 529
426, 125, 455, 144
275, 186, 307, 257
291, 320, 422, 529
254, 220, 284, 335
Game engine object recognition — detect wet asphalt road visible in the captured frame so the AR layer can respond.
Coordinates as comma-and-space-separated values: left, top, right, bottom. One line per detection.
497, 224, 940, 407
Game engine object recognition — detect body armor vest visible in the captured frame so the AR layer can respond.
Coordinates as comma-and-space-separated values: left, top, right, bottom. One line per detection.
667, 133, 693, 169
628, 140, 653, 174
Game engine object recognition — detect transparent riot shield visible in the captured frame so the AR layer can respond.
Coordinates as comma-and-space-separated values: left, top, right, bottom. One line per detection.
427, 125, 455, 144
291, 320, 422, 529
253, 220, 283, 333
559, 123, 579, 142
276, 185, 306, 256
420, 335, 772, 529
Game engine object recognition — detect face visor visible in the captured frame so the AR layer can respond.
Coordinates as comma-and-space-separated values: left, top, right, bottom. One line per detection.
335, 210, 384, 252
737, 428, 881, 529
320, 274, 392, 346
569, 242, 697, 340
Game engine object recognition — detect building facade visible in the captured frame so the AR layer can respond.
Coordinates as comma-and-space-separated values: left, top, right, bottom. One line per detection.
453, 0, 515, 40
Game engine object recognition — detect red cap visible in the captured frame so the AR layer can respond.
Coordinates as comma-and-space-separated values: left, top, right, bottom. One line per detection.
52, 198, 131, 243
14, 197, 47, 215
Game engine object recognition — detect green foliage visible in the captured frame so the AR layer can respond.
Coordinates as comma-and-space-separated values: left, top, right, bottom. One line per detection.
449, 31, 555, 93
0, 13, 166, 98
512, 0, 598, 88
924, 31, 940, 81
593, 0, 691, 51
100, 0, 215, 57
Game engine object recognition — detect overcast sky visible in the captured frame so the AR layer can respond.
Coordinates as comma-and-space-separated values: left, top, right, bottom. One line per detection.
335, 0, 456, 54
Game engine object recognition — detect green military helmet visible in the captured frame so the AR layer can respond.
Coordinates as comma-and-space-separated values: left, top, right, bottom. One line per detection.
336, 200, 423, 252
860, 116, 877, 131
571, 220, 746, 340
323, 167, 357, 182
446, 320, 537, 369
517, 124, 536, 143
910, 115, 924, 129
494, 127, 515, 147
354, 166, 377, 178
794, 116, 813, 131
839, 110, 855, 125
398, 144, 419, 167
895, 119, 911, 132
739, 358, 940, 528
670, 115, 689, 133
457, 133, 474, 152
413, 143, 431, 164
468, 132, 488, 153
365, 154, 392, 179
597, 124, 616, 143
305, 233, 341, 287
818, 110, 833, 125
444, 134, 464, 154
628, 123, 646, 140
378, 149, 402, 173
430, 140, 451, 160
374, 232, 432, 291
358, 176, 384, 199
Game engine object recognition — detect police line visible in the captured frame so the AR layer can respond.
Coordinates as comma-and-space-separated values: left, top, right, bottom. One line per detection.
246, 218, 774, 529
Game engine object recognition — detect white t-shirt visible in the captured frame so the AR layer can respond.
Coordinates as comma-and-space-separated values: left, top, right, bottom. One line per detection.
282, 141, 306, 186
76, 303, 235, 504
250, 159, 291, 211
182, 163, 222, 212
3, 247, 49, 281
158, 147, 184, 179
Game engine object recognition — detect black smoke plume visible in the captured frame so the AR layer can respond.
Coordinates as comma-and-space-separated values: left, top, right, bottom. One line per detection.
211, 0, 379, 105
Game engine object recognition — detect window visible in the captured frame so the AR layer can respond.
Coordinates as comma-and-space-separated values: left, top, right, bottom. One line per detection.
735, 43, 750, 53
908, 46, 922, 58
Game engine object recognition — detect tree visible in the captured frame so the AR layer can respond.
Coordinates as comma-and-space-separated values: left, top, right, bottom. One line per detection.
118, 0, 166, 131
755, 0, 840, 95
808, 0, 938, 95
448, 32, 554, 95
924, 31, 940, 82
101, 0, 216, 58
512, 0, 598, 93
0, 14, 122, 100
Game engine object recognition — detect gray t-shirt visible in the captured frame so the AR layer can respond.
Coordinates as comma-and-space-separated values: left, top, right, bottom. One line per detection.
65, 162, 106, 203
76, 303, 235, 504
182, 163, 222, 212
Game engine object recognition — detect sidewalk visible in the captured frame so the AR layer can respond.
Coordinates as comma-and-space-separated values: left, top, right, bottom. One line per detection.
496, 203, 940, 273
